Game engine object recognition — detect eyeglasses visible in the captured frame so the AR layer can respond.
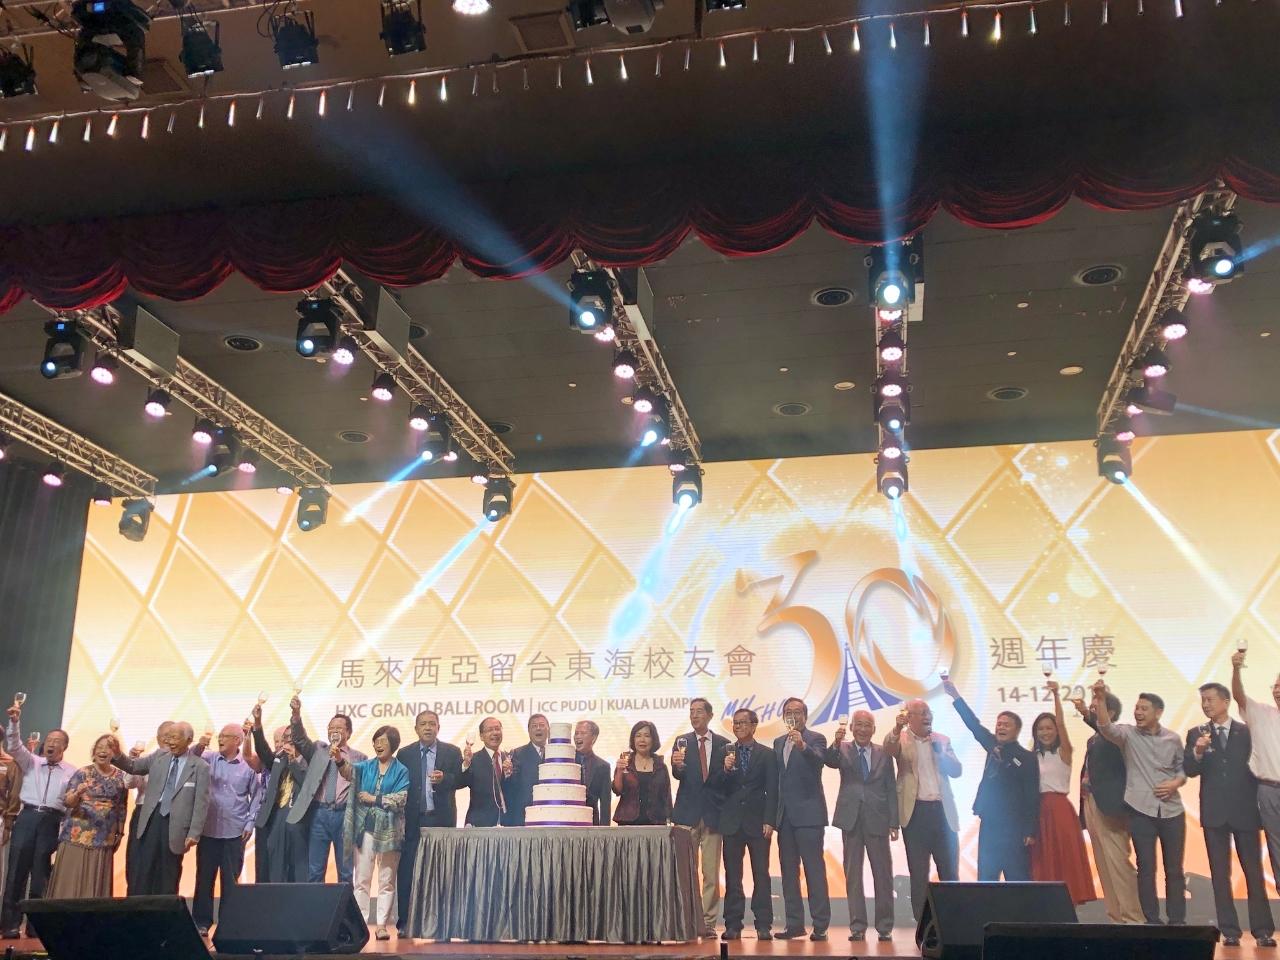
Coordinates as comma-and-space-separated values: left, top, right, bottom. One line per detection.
731, 720, 754, 728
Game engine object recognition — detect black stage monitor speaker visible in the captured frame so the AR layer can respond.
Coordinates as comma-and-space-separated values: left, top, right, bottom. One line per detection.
917, 881, 1077, 960
985, 922, 1218, 960
212, 882, 369, 954
21, 895, 210, 960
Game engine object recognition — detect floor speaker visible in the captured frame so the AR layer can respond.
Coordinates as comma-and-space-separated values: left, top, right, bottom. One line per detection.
21, 895, 210, 960
985, 922, 1218, 960
916, 881, 1078, 960
212, 882, 369, 954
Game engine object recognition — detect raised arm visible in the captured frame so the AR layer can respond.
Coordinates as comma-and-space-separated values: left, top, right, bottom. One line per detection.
1049, 682, 1073, 764
1232, 651, 1249, 715
4, 710, 35, 772
951, 696, 996, 752
288, 698, 316, 762
1091, 682, 1125, 746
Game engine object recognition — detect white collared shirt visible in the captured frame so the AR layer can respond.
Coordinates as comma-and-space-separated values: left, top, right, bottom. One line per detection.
5, 722, 75, 811
1242, 697, 1280, 781
913, 733, 942, 801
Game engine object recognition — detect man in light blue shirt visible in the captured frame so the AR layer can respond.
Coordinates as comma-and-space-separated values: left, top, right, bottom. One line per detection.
192, 724, 261, 935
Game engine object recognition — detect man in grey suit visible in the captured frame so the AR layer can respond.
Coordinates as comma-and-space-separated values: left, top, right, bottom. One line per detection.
827, 711, 898, 943
288, 696, 365, 883
112, 721, 210, 895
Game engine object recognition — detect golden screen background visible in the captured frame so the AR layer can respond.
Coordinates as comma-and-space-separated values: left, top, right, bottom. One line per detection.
62, 429, 1280, 895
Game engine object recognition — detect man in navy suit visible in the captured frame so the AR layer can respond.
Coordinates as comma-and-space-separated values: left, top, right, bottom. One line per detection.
502, 714, 549, 826
574, 721, 612, 826
396, 710, 462, 936
710, 709, 777, 942
459, 717, 512, 827
1184, 682, 1276, 947
672, 698, 730, 937
772, 697, 830, 941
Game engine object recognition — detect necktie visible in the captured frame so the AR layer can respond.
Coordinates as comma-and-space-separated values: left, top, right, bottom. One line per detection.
423, 745, 436, 812
159, 757, 180, 816
276, 762, 294, 809
739, 745, 751, 772
859, 747, 870, 780
783, 736, 794, 767
491, 751, 506, 814
698, 736, 708, 782
41, 761, 56, 804
1217, 725, 1228, 750
323, 753, 338, 804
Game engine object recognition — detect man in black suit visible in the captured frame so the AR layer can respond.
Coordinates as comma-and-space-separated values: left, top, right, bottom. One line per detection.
671, 697, 730, 937
459, 717, 512, 827
1184, 682, 1276, 947
247, 710, 310, 883
943, 679, 1039, 881
772, 697, 830, 941
573, 721, 611, 826
502, 714, 549, 826
710, 708, 777, 942
397, 710, 462, 935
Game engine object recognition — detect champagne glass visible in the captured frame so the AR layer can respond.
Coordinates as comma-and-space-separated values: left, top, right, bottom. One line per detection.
784, 715, 796, 731
939, 665, 951, 682
1238, 638, 1249, 668
12, 692, 26, 709
1098, 660, 1110, 688
257, 691, 269, 705
30, 731, 41, 745
1200, 722, 1215, 754
109, 718, 120, 734
675, 736, 688, 752
133, 739, 146, 753
1041, 662, 1053, 680
837, 714, 849, 731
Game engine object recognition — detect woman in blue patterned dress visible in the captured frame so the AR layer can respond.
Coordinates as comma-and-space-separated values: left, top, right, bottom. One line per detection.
47, 734, 127, 898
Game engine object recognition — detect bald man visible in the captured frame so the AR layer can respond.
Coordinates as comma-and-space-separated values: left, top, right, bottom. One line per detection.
827, 711, 898, 942
192, 724, 261, 935
125, 721, 175, 894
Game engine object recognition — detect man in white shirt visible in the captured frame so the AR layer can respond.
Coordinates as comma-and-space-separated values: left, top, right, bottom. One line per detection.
1231, 648, 1280, 900
1, 705, 75, 939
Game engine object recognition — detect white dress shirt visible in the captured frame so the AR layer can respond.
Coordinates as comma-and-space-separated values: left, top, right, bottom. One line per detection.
1242, 697, 1280, 781
913, 733, 942, 801
5, 721, 76, 811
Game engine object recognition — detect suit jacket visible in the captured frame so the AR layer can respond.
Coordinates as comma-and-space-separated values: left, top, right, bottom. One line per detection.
1184, 720, 1260, 831
671, 730, 729, 830
287, 716, 366, 825
0, 757, 22, 829
887, 728, 962, 832
398, 739, 462, 829
502, 742, 544, 826
249, 724, 307, 830
708, 741, 778, 837
1080, 712, 1128, 821
459, 747, 508, 827
772, 727, 830, 828
613, 756, 673, 824
953, 698, 1039, 840
578, 752, 612, 826
113, 748, 210, 855
826, 740, 898, 835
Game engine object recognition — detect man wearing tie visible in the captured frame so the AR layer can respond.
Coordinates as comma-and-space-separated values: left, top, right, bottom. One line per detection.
247, 709, 309, 882
1, 706, 74, 940
1184, 682, 1275, 947
460, 717, 512, 827
503, 715, 549, 826
710, 709, 777, 942
573, 721, 611, 826
671, 698, 729, 937
288, 696, 366, 883
772, 697, 830, 941
883, 699, 962, 921
124, 721, 174, 895
827, 711, 897, 943
396, 711, 461, 936
112, 722, 210, 895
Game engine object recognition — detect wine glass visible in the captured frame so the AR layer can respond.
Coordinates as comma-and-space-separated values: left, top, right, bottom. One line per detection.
1238, 638, 1249, 668
257, 691, 269, 705
1041, 662, 1053, 680
675, 736, 688, 752
12, 692, 26, 709
1098, 660, 1110, 689
109, 718, 120, 734
133, 740, 146, 753
939, 665, 951, 682
30, 731, 41, 745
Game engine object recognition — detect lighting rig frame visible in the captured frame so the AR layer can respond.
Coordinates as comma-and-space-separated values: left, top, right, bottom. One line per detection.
868, 237, 921, 500
1093, 185, 1237, 467
0, 387, 156, 499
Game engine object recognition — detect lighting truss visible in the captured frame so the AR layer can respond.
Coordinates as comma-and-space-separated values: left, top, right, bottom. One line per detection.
319, 269, 515, 478
1094, 185, 1237, 440
68, 304, 332, 488
569, 251, 703, 468
0, 388, 156, 499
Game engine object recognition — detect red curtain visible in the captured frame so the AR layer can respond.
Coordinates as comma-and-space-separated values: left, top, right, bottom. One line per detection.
4, 118, 1280, 313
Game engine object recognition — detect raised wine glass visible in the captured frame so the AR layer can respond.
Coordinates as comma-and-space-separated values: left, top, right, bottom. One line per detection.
12, 692, 26, 709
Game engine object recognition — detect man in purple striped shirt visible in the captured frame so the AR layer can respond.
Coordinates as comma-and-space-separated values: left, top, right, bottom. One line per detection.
192, 724, 261, 936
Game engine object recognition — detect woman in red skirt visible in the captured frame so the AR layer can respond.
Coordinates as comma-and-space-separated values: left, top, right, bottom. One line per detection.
1030, 681, 1097, 904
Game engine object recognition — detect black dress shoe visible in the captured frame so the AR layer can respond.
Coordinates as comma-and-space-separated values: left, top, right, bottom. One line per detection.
722, 931, 741, 941
776, 928, 807, 939
879, 933, 894, 942
757, 931, 774, 941
810, 931, 828, 941
1223, 937, 1241, 947
850, 931, 866, 942
1258, 937, 1277, 948
1, 930, 20, 941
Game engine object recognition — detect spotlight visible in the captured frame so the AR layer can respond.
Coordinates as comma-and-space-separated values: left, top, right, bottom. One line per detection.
143, 387, 171, 419
593, 324, 617, 343
569, 0, 659, 35
409, 404, 431, 431
70, 0, 150, 101
41, 318, 85, 380
876, 308, 904, 323
0, 45, 37, 99
866, 240, 920, 310
270, 9, 318, 69
471, 471, 490, 485
640, 416, 669, 448
418, 413, 452, 462
1096, 437, 1131, 485
380, 0, 426, 55
613, 349, 638, 380
332, 336, 358, 366
482, 476, 514, 521
204, 426, 240, 477
297, 486, 329, 531
672, 466, 703, 509
1186, 276, 1214, 296
191, 418, 216, 445
296, 298, 339, 359
89, 352, 118, 385
0, 433, 10, 460
568, 270, 612, 332
880, 439, 904, 460
452, 0, 490, 12
1155, 308, 1188, 341
91, 482, 113, 506
275, 484, 293, 495
876, 395, 910, 432
1125, 383, 1177, 415
632, 386, 658, 414
874, 372, 908, 399
178, 15, 222, 77
876, 456, 908, 500
118, 498, 152, 541
370, 373, 396, 402
1113, 415, 1136, 444
877, 329, 905, 364
42, 462, 66, 488
705, 0, 746, 8
1139, 347, 1170, 379
236, 449, 259, 475
1187, 211, 1242, 286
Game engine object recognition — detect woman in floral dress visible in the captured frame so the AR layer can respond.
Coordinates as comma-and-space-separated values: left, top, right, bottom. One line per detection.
47, 734, 127, 898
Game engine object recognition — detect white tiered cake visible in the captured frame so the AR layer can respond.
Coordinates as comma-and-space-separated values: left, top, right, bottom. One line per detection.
525, 722, 595, 826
